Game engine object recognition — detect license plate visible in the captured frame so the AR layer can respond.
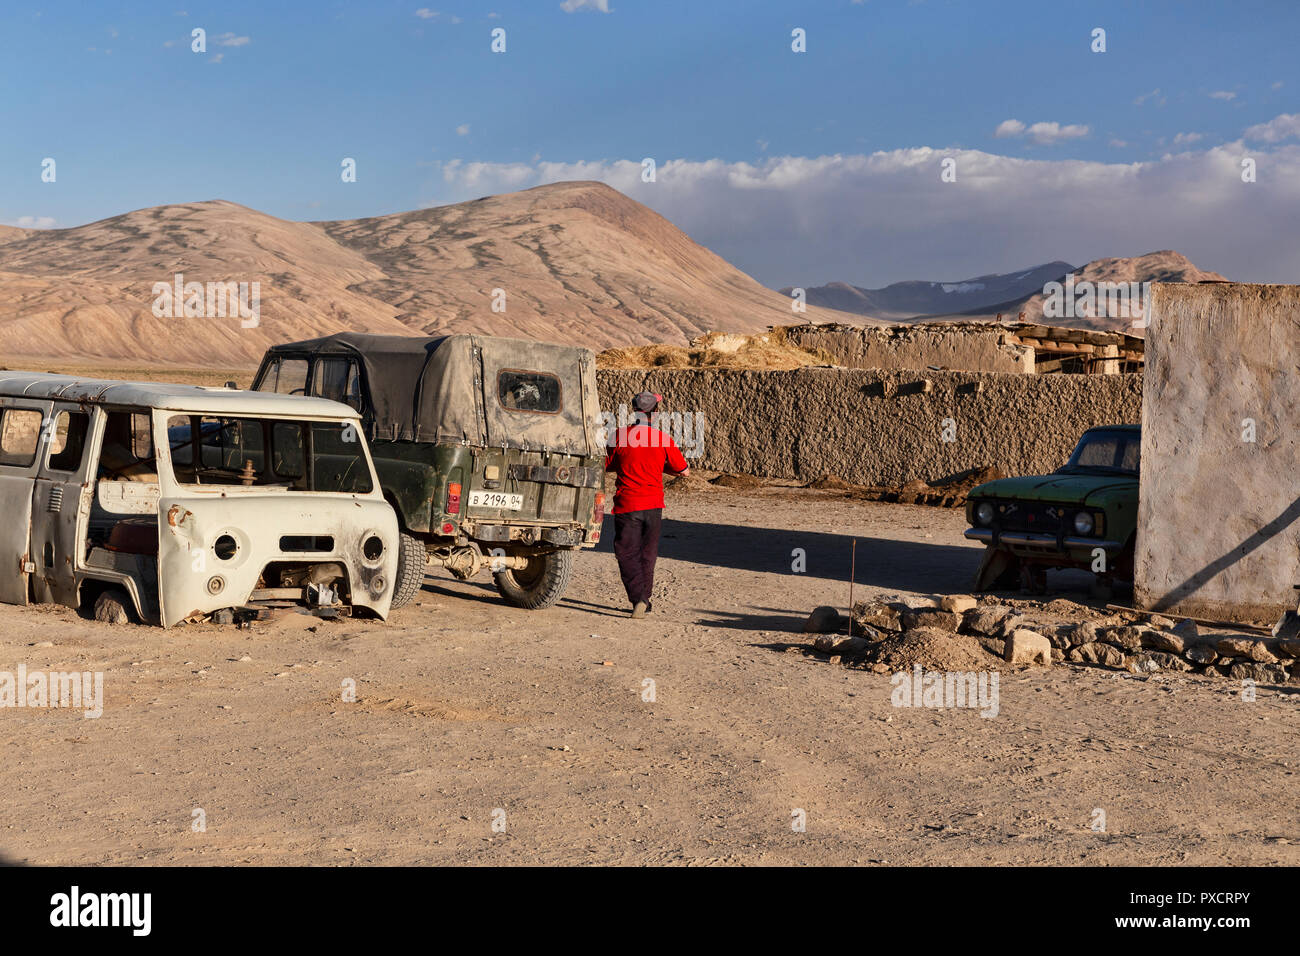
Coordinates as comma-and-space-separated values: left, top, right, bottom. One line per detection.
469, 491, 523, 510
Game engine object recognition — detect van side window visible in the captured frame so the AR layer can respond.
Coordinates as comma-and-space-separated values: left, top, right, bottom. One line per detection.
99, 411, 157, 482
264, 358, 308, 396
0, 407, 43, 467
312, 358, 363, 411
47, 410, 91, 472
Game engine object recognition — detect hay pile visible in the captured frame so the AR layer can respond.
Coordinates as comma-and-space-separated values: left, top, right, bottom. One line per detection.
597, 330, 832, 370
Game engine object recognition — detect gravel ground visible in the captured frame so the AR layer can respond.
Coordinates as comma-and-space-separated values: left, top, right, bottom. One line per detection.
1, 485, 1296, 865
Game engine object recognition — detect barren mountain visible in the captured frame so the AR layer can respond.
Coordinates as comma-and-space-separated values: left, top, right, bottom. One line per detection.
933, 250, 1229, 333
781, 260, 1075, 321
0, 182, 864, 368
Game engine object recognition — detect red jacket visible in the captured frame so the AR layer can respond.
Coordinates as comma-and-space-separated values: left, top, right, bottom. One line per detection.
605, 423, 690, 513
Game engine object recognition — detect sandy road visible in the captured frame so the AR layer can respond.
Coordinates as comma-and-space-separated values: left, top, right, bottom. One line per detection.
0, 485, 1296, 865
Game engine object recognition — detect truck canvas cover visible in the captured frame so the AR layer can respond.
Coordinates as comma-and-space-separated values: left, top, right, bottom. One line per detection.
266, 332, 603, 456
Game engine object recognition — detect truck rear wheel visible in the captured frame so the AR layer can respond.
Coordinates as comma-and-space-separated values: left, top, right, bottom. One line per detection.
391, 532, 428, 609
494, 550, 574, 610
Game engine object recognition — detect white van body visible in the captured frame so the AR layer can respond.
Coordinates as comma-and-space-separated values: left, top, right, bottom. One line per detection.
0, 373, 398, 626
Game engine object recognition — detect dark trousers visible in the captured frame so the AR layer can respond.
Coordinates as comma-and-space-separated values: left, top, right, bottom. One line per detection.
613, 509, 662, 605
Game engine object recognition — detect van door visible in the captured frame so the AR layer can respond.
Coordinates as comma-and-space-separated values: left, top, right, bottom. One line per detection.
0, 401, 52, 606
30, 405, 94, 607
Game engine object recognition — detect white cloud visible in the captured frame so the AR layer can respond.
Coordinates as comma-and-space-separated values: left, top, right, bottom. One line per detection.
560, 0, 611, 11
5, 216, 57, 229
995, 119, 1088, 145
1134, 88, 1166, 107
432, 143, 1300, 287
1273, 81, 1284, 90
456, 124, 470, 136
1172, 132, 1204, 145
415, 8, 438, 17
215, 32, 250, 46
1109, 138, 1128, 148
1209, 90, 1237, 101
209, 52, 224, 64
1244, 112, 1300, 143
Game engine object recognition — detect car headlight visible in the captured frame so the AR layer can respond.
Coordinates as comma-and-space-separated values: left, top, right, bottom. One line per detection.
1073, 511, 1094, 535
975, 502, 995, 526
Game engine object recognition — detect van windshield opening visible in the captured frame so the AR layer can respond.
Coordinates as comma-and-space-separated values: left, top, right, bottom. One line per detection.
165, 415, 372, 493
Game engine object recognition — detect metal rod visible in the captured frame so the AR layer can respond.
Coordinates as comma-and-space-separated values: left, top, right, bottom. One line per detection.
848, 539, 856, 637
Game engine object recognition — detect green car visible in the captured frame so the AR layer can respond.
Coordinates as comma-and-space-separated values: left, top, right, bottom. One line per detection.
252, 333, 606, 611
964, 425, 1140, 591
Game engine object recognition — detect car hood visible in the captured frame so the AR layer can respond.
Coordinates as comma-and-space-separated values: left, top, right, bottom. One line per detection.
969, 472, 1138, 507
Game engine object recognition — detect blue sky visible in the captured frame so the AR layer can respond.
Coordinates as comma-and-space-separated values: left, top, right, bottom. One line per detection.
2, 0, 1298, 286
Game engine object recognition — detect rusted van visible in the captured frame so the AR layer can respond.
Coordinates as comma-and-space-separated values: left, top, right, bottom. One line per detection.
0, 373, 398, 626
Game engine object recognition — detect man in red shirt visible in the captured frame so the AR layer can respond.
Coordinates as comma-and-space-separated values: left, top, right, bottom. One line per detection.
604, 391, 690, 618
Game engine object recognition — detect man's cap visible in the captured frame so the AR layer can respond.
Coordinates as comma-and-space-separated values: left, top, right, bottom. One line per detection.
632, 391, 662, 413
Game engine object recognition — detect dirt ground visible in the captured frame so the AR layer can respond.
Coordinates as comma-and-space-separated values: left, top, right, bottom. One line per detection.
1, 485, 1297, 866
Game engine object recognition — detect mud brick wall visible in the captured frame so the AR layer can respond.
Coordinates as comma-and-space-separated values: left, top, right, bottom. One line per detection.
783, 324, 1034, 373
1136, 282, 1300, 624
597, 367, 1140, 486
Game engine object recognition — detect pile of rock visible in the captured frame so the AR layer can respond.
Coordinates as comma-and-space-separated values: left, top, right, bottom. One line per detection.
802, 595, 1298, 682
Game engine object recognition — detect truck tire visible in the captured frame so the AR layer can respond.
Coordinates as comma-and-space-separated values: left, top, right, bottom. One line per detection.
390, 532, 428, 609
494, 550, 574, 610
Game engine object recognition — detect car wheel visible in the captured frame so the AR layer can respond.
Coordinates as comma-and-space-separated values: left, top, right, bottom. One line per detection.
494, 550, 574, 610
390, 532, 428, 609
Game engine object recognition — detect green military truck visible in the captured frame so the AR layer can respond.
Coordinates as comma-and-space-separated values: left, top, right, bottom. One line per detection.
251, 333, 607, 610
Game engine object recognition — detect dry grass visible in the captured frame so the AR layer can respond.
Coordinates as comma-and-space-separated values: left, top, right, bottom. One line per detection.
597, 329, 833, 370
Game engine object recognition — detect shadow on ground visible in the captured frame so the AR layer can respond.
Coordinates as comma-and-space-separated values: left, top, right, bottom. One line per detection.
596, 514, 982, 593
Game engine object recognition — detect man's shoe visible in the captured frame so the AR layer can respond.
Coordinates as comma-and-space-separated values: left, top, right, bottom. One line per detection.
644, 600, 653, 614
631, 601, 648, 619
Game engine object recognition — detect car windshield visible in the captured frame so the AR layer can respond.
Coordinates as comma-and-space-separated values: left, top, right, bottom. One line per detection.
1061, 431, 1140, 476
165, 414, 372, 493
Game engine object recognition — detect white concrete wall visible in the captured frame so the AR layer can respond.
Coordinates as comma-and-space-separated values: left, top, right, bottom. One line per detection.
1135, 282, 1300, 623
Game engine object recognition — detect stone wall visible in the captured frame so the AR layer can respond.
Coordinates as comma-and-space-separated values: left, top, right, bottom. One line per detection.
783, 323, 1034, 374
597, 367, 1141, 486
1135, 282, 1300, 624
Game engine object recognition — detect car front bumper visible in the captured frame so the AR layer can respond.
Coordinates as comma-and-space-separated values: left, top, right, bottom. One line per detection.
964, 527, 1123, 553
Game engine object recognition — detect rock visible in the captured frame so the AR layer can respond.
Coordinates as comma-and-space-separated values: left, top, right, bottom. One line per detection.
1277, 639, 1300, 659
1050, 647, 1065, 663
1070, 642, 1127, 669
977, 637, 1005, 658
996, 614, 1029, 639
1229, 662, 1289, 683
1042, 625, 1074, 651
803, 606, 844, 634
832, 635, 871, 656
1171, 619, 1199, 642
1216, 637, 1277, 662
1148, 614, 1175, 628
853, 601, 903, 632
961, 604, 1013, 637
902, 607, 960, 632
93, 591, 131, 625
1184, 645, 1217, 665
1216, 637, 1253, 657
938, 594, 978, 614
1140, 629, 1184, 654
1103, 626, 1144, 653
1005, 629, 1052, 666
1069, 621, 1101, 647
1135, 651, 1193, 672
